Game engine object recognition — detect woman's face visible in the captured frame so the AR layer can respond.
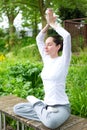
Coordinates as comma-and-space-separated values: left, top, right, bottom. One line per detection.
45, 37, 60, 58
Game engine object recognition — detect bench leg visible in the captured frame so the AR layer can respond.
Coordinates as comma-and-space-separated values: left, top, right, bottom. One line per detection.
0, 112, 2, 130
17, 121, 25, 130
22, 123, 24, 130
3, 113, 6, 130
17, 121, 20, 130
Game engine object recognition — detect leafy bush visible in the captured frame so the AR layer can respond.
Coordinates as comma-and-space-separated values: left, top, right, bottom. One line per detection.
0, 38, 6, 51
15, 44, 41, 62
66, 51, 87, 117
71, 51, 87, 65
71, 36, 84, 52
0, 61, 43, 99
66, 65, 87, 117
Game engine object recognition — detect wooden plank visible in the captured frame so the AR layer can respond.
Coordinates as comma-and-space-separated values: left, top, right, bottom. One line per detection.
0, 95, 87, 130
58, 116, 86, 130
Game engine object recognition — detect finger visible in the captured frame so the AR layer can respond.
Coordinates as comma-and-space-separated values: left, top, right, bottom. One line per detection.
53, 15, 57, 20
45, 8, 53, 15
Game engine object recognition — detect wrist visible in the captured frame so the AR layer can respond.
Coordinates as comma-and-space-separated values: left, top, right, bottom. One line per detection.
46, 23, 50, 28
50, 23, 57, 29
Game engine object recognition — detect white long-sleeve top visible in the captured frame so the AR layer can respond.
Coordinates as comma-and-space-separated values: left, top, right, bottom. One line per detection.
36, 25, 71, 105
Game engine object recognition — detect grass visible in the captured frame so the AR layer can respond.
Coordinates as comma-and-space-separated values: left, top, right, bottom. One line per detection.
6, 44, 42, 64
66, 65, 87, 117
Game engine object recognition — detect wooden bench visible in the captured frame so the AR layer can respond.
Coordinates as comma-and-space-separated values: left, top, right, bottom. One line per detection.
0, 95, 87, 130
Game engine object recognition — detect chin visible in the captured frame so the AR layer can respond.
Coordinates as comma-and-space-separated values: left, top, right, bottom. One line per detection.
45, 51, 49, 55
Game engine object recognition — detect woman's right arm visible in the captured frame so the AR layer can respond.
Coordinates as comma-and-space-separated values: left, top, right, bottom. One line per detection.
36, 24, 50, 60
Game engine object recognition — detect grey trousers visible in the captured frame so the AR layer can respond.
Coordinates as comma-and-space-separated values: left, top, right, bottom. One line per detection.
13, 100, 71, 129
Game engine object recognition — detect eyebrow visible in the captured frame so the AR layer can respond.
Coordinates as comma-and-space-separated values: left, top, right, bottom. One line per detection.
45, 42, 53, 45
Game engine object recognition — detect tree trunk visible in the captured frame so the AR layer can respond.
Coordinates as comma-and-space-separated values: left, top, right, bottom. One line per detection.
38, 0, 51, 28
8, 15, 16, 47
32, 10, 38, 37
38, 0, 46, 28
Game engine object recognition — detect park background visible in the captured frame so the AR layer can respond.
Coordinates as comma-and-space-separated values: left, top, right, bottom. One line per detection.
0, 0, 87, 129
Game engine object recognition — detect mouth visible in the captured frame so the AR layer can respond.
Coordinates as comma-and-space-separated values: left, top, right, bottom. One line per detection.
44, 49, 49, 54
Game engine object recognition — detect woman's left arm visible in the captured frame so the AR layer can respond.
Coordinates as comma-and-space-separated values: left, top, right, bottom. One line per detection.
45, 8, 71, 65
53, 24, 71, 66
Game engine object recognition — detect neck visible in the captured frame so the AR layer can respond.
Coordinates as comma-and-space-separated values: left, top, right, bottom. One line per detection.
50, 54, 58, 58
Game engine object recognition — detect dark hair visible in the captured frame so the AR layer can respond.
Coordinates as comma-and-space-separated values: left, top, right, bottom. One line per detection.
52, 35, 63, 52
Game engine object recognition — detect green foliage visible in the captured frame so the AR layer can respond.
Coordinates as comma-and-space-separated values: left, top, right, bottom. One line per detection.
58, 0, 87, 20
11, 44, 41, 62
0, 38, 6, 51
59, 7, 86, 21
19, 37, 36, 47
70, 35, 85, 52
67, 65, 87, 117
71, 51, 87, 65
66, 51, 87, 117
0, 61, 43, 99
0, 28, 8, 52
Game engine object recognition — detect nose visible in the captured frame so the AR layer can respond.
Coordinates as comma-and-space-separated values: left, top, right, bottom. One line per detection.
45, 46, 47, 49
45, 44, 48, 49
44, 45, 48, 52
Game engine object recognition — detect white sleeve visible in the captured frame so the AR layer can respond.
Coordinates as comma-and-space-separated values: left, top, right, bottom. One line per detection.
36, 31, 46, 61
55, 25, 72, 66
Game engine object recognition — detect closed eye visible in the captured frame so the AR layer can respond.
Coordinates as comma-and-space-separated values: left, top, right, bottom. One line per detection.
46, 42, 53, 46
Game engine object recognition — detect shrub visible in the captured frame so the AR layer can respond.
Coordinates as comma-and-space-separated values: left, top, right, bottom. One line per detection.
66, 65, 87, 117
0, 61, 43, 99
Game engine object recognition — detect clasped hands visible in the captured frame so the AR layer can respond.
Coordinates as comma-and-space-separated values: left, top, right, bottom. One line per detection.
45, 8, 57, 26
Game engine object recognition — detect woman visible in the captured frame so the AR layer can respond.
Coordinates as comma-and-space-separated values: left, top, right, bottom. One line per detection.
13, 8, 71, 129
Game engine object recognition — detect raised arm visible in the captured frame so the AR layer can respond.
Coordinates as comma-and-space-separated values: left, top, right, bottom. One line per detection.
41, 24, 50, 33
36, 24, 50, 60
46, 8, 71, 65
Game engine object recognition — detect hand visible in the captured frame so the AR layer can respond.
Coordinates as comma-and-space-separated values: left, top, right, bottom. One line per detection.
45, 8, 57, 25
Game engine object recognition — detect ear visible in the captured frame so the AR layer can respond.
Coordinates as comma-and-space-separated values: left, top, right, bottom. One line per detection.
57, 44, 61, 51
